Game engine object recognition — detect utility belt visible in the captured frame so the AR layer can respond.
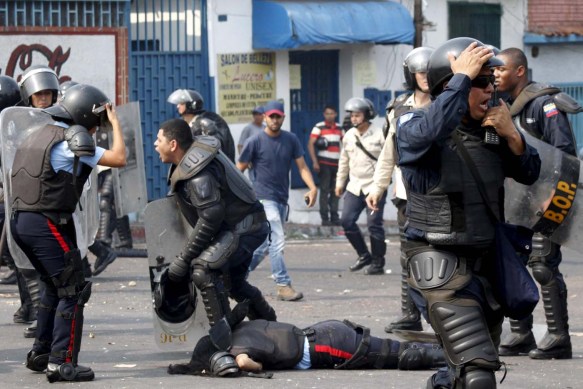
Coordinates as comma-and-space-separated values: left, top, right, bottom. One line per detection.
304, 320, 373, 369
233, 211, 267, 235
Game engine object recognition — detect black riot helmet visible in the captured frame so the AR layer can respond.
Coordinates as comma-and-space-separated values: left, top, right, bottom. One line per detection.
344, 97, 376, 121
403, 47, 434, 90
0, 76, 21, 111
427, 37, 504, 97
210, 351, 240, 377
18, 65, 59, 106
58, 80, 79, 99
167, 88, 204, 115
43, 84, 110, 129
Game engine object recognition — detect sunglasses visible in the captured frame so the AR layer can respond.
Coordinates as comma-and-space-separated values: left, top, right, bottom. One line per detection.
471, 74, 496, 89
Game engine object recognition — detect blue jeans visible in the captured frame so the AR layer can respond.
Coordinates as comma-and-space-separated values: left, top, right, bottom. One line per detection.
249, 200, 292, 286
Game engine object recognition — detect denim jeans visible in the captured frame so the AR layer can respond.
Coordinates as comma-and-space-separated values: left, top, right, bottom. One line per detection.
249, 200, 292, 286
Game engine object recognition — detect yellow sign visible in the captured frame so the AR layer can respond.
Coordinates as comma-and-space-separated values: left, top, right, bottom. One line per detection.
217, 52, 276, 124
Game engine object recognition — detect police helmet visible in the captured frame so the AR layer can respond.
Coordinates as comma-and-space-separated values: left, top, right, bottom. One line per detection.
43, 84, 110, 129
167, 88, 204, 115
210, 351, 240, 377
0, 76, 21, 111
344, 97, 376, 121
18, 65, 59, 107
403, 47, 434, 90
59, 80, 79, 99
427, 37, 504, 97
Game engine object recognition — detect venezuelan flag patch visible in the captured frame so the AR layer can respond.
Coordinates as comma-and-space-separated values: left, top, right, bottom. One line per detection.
543, 102, 559, 118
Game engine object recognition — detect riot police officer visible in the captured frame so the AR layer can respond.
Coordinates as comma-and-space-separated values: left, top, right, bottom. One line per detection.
336, 97, 387, 275
397, 38, 541, 388
495, 48, 576, 360
154, 118, 276, 351
167, 88, 236, 162
11, 66, 61, 338
366, 47, 433, 333
10, 84, 126, 382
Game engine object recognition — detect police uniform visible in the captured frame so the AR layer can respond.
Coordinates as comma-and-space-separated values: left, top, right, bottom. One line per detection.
397, 73, 541, 387
166, 136, 275, 349
499, 82, 577, 359
10, 122, 100, 382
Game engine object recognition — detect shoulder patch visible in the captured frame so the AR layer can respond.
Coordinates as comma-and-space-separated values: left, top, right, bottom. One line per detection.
398, 112, 415, 126
543, 102, 559, 118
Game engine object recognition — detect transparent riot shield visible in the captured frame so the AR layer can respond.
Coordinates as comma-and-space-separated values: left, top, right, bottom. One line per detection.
0, 107, 97, 269
144, 197, 210, 350
99, 102, 148, 216
504, 126, 582, 251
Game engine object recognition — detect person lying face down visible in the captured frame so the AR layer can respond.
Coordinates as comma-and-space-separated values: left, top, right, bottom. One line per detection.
168, 315, 446, 377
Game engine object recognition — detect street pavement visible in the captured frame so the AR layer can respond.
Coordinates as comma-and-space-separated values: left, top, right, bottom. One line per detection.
0, 238, 581, 388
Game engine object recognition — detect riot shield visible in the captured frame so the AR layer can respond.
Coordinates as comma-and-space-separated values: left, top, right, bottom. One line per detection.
0, 107, 98, 269
144, 196, 210, 350
98, 102, 148, 216
504, 125, 582, 251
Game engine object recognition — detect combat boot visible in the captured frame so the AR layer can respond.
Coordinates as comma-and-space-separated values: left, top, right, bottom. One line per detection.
46, 362, 94, 382
529, 282, 572, 359
115, 215, 134, 249
386, 268, 423, 332
364, 236, 386, 275
13, 303, 35, 324
499, 316, 537, 356
345, 231, 371, 271
0, 269, 17, 284
24, 321, 37, 338
91, 240, 117, 276
277, 284, 303, 301
26, 349, 49, 372
397, 342, 446, 370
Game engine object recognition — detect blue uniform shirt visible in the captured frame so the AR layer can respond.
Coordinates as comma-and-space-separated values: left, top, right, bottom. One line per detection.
397, 73, 541, 241
49, 122, 105, 174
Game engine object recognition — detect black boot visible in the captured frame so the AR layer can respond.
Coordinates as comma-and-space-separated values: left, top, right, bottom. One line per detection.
345, 231, 372, 271
364, 237, 386, 275
26, 349, 49, 372
82, 256, 92, 278
529, 281, 572, 359
13, 268, 36, 324
91, 240, 117, 276
386, 268, 422, 332
0, 269, 17, 284
46, 362, 94, 382
499, 316, 537, 356
397, 342, 446, 370
115, 215, 133, 249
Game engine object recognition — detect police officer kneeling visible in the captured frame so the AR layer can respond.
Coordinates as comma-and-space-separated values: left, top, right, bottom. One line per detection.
10, 84, 126, 382
397, 38, 541, 388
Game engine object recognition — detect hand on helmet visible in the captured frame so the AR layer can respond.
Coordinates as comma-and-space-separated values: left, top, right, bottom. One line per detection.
448, 42, 494, 81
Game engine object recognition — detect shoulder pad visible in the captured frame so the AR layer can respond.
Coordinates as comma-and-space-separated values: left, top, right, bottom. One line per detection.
553, 92, 583, 114
510, 83, 561, 116
198, 117, 219, 136
169, 138, 220, 191
386, 92, 411, 113
64, 125, 95, 157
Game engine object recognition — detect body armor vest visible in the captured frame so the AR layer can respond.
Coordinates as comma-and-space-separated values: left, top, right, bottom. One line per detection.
407, 128, 505, 247
11, 124, 92, 215
229, 320, 305, 370
384, 93, 412, 139
171, 137, 258, 228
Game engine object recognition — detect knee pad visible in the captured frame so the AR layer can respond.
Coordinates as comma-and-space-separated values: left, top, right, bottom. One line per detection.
430, 302, 499, 370
531, 262, 554, 286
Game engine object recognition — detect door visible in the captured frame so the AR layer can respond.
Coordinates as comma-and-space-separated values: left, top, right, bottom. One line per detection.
289, 50, 339, 188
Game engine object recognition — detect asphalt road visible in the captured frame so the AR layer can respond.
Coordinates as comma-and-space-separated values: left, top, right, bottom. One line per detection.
0, 238, 581, 388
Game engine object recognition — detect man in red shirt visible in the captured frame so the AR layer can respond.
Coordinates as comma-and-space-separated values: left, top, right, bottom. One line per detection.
308, 105, 344, 226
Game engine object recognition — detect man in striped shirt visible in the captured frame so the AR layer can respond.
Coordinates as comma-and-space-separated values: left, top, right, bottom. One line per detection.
308, 105, 344, 226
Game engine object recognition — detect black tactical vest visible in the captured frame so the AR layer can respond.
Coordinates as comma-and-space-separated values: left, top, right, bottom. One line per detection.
229, 320, 305, 370
171, 137, 258, 228
11, 124, 92, 215
407, 127, 505, 247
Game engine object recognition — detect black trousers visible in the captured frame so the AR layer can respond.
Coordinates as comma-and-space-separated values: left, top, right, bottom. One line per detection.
318, 164, 339, 222
11, 211, 80, 364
